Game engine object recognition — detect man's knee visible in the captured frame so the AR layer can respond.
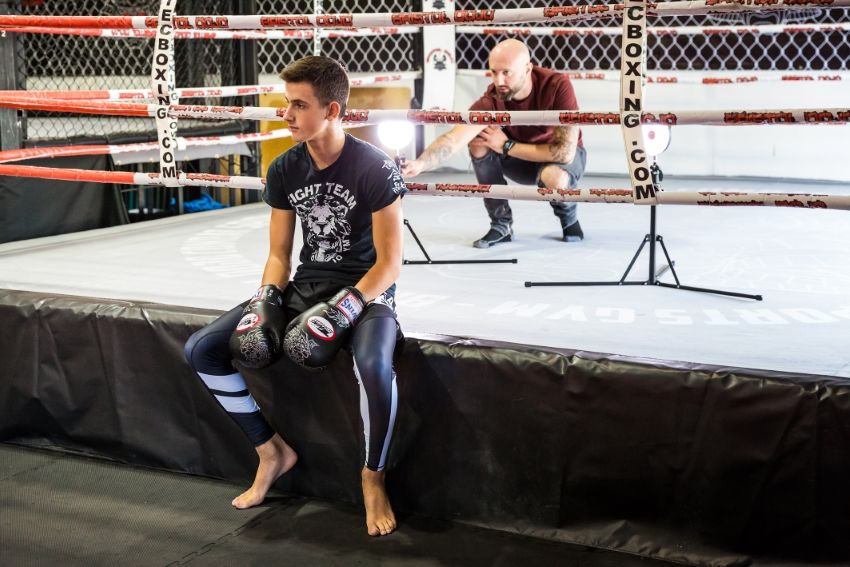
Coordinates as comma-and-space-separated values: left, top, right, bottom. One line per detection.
184, 330, 204, 371
353, 349, 393, 389
539, 165, 570, 189
184, 328, 232, 375
468, 143, 491, 160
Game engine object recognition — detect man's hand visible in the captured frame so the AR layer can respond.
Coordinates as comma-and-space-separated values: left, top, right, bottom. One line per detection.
400, 159, 426, 178
403, 124, 488, 174
475, 126, 509, 154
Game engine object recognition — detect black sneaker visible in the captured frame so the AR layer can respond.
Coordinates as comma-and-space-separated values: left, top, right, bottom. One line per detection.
473, 228, 512, 249
562, 221, 584, 242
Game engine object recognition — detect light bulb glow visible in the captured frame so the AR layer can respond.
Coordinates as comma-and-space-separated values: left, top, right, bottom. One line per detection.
642, 124, 671, 157
377, 120, 415, 151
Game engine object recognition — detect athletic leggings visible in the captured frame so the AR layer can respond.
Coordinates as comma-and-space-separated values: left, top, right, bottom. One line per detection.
184, 281, 400, 472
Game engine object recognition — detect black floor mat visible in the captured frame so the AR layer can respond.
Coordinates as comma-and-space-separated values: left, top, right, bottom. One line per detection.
0, 444, 678, 567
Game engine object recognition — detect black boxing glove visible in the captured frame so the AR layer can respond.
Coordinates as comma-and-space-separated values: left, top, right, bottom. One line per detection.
282, 286, 365, 370
229, 284, 287, 369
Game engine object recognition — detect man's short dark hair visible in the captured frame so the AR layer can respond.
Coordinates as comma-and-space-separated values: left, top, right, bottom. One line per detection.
279, 56, 350, 115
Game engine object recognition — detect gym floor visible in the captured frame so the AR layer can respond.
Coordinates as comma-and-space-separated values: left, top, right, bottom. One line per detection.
0, 443, 675, 566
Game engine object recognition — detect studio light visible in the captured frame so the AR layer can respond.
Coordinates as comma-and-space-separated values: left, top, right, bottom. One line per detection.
377, 120, 414, 152
643, 124, 672, 158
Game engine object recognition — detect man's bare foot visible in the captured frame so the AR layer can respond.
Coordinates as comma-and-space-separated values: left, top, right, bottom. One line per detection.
232, 434, 297, 509
361, 467, 397, 536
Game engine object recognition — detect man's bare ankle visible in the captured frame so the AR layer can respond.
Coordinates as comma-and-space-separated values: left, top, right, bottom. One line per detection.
361, 468, 385, 485
256, 435, 287, 459
256, 439, 277, 453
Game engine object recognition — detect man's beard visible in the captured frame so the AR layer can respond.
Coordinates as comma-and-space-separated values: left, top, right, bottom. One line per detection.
495, 77, 526, 101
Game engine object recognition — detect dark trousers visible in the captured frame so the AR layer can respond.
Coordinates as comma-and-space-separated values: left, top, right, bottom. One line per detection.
471, 146, 587, 236
184, 281, 401, 471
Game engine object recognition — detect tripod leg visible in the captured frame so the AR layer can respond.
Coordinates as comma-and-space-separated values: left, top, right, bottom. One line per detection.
403, 218, 518, 265
656, 282, 763, 300
619, 235, 651, 283
656, 236, 680, 286
404, 219, 433, 263
653, 237, 762, 300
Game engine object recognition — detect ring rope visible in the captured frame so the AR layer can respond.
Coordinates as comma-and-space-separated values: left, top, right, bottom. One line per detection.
0, 129, 293, 164
0, 85, 287, 102
407, 183, 850, 209
0, 163, 264, 189
0, 25, 420, 39
3, 162, 847, 211
0, 124, 374, 165
457, 68, 850, 84
457, 21, 850, 36
0, 72, 420, 102
1, 1, 847, 31
2, 98, 847, 126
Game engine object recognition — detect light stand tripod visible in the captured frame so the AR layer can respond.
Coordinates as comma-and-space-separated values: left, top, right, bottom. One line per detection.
403, 219, 518, 265
524, 162, 763, 300
395, 154, 517, 266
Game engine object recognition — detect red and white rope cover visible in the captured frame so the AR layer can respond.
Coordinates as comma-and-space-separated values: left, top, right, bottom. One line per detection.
1, 99, 846, 126
1, 1, 848, 31
3, 163, 847, 211
0, 25, 419, 39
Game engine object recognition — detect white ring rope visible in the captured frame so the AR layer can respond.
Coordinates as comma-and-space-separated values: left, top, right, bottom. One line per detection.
0, 72, 420, 102
319, 26, 421, 37
4, 162, 848, 210
457, 21, 850, 36
1, 2, 848, 30
4, 100, 846, 126
406, 183, 850, 209
458, 68, 850, 84
0, 129, 293, 164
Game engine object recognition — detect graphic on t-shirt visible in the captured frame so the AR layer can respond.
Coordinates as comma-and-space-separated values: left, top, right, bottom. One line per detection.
267, 136, 407, 280
370, 289, 397, 313
293, 191, 354, 263
382, 160, 407, 195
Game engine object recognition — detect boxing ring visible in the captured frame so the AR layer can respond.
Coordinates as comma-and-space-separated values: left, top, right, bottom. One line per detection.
1, 2, 850, 566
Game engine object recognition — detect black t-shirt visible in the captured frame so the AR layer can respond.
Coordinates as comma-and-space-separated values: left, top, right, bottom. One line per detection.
263, 133, 406, 285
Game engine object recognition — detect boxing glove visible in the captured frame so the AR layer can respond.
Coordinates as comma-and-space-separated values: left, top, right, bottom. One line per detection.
283, 286, 365, 369
229, 284, 287, 369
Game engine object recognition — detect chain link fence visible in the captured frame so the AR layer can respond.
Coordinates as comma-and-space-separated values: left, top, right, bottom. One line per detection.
455, 1, 850, 72
255, 0, 314, 77
255, 0, 418, 76
15, 0, 247, 142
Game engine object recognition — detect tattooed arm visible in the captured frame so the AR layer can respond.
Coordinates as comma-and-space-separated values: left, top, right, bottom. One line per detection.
400, 124, 485, 178
546, 126, 579, 163
476, 125, 579, 164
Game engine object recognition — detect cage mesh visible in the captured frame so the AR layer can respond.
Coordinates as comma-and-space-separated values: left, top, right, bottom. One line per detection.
15, 0, 245, 142
255, 0, 418, 76
255, 0, 314, 76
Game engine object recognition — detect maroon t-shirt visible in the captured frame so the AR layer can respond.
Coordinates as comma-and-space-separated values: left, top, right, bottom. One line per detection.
469, 66, 584, 148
